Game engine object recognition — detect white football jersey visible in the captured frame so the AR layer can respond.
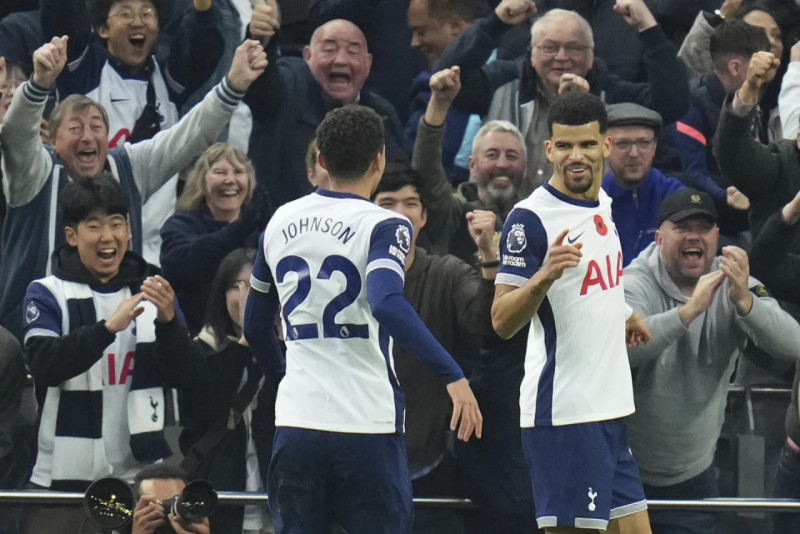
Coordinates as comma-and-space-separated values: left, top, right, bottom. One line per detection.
497, 184, 635, 427
255, 189, 413, 434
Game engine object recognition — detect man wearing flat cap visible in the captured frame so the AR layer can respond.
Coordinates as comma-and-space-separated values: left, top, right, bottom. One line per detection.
622, 188, 800, 534
601, 102, 684, 266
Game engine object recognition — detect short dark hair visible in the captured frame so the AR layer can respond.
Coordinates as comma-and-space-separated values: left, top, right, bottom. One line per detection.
424, 0, 475, 23
59, 173, 129, 228
205, 248, 257, 345
133, 463, 187, 496
371, 161, 429, 209
547, 92, 608, 135
88, 0, 165, 31
710, 19, 770, 70
316, 105, 385, 181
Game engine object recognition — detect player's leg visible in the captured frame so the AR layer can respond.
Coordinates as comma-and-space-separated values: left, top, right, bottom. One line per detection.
545, 527, 599, 534
331, 432, 413, 534
606, 509, 651, 534
607, 424, 650, 534
522, 423, 620, 532
268, 427, 331, 534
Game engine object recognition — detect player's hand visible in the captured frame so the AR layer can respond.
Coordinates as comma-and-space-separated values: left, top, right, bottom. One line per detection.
168, 515, 210, 534
106, 292, 145, 333
719, 246, 753, 315
625, 312, 651, 346
558, 73, 590, 95
781, 190, 800, 225
495, 0, 536, 25
726, 186, 750, 211
227, 40, 268, 92
131, 496, 167, 534
467, 210, 497, 254
32, 35, 68, 88
446, 378, 483, 441
249, 0, 280, 43
540, 229, 583, 283
141, 275, 176, 323
613, 0, 657, 32
738, 51, 780, 104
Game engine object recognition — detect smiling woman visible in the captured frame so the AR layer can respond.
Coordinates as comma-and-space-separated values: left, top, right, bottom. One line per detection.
159, 143, 269, 335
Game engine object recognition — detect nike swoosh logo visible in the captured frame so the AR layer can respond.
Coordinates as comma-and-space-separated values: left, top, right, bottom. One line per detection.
567, 232, 583, 244
110, 98, 129, 103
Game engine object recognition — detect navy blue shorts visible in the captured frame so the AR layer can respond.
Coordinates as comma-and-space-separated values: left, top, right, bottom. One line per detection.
521, 419, 647, 530
268, 427, 413, 534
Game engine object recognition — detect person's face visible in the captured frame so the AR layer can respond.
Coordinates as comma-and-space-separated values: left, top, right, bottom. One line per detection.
226, 264, 253, 329
408, 0, 463, 68
138, 478, 186, 502
531, 14, 594, 94
54, 105, 109, 178
607, 125, 657, 186
303, 20, 372, 105
546, 121, 609, 200
307, 151, 331, 189
98, 0, 159, 68
656, 216, 719, 288
204, 158, 250, 221
743, 10, 783, 59
0, 64, 26, 124
374, 184, 427, 240
65, 211, 130, 283
469, 130, 526, 204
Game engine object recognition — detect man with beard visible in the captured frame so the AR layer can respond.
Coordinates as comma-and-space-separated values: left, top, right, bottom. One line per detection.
413, 66, 525, 265
492, 91, 653, 533
623, 188, 800, 534
601, 103, 684, 266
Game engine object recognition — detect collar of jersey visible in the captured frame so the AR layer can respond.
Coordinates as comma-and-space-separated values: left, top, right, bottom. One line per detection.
314, 188, 372, 202
543, 182, 600, 208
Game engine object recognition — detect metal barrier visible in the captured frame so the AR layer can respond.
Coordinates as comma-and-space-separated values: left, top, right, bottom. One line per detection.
2, 491, 800, 512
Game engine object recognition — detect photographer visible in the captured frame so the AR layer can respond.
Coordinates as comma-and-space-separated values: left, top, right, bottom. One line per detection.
132, 464, 210, 534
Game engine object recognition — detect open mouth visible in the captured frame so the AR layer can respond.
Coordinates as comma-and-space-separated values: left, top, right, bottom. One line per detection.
129, 35, 147, 49
329, 72, 351, 85
77, 150, 98, 164
566, 165, 589, 178
219, 189, 241, 198
97, 248, 117, 263
682, 247, 703, 261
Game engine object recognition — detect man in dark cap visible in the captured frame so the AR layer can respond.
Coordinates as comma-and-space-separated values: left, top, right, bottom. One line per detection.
601, 102, 684, 265
623, 188, 800, 534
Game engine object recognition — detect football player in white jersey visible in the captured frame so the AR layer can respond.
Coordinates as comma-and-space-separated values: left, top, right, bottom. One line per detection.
243, 105, 482, 534
492, 91, 652, 534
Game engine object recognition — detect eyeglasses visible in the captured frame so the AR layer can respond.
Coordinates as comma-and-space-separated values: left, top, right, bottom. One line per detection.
611, 137, 656, 151
107, 6, 157, 25
534, 42, 590, 58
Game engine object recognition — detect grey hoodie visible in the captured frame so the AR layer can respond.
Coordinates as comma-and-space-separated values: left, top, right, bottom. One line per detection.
623, 242, 800, 486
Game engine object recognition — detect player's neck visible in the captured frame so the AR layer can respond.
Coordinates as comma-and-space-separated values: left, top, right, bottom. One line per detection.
548, 176, 601, 202
328, 180, 373, 200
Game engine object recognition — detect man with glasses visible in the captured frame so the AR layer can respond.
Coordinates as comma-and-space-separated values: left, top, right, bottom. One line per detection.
601, 103, 684, 266
435, 0, 689, 199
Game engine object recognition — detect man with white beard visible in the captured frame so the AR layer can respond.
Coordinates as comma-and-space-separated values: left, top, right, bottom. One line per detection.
412, 66, 527, 265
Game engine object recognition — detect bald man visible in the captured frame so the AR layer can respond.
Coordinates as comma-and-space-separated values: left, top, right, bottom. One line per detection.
244, 18, 407, 211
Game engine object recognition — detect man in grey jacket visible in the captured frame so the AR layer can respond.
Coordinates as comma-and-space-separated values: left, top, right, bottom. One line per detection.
623, 188, 800, 534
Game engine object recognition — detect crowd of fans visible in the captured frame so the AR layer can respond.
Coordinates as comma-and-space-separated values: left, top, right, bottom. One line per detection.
1, 0, 800, 532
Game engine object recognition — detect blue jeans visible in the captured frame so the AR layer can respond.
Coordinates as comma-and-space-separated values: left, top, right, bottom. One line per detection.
772, 441, 800, 534
643, 466, 720, 534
